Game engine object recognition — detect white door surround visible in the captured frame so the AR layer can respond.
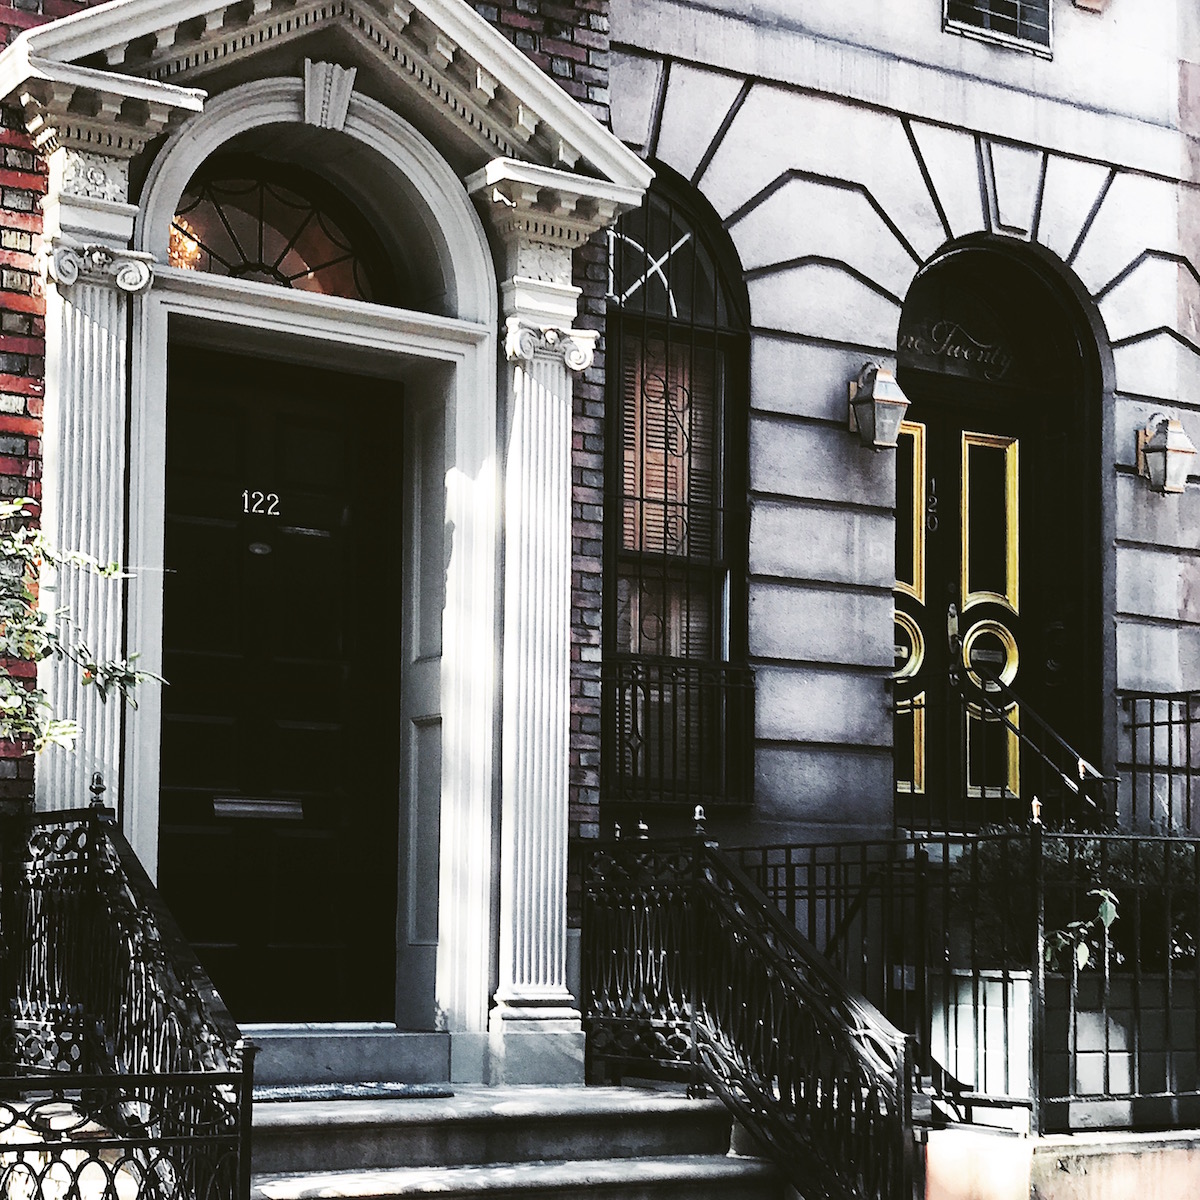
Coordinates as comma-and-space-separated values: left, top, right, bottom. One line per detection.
0, 0, 650, 1086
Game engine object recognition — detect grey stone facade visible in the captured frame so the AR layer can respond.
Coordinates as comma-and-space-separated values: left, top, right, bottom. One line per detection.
609, 1, 1200, 841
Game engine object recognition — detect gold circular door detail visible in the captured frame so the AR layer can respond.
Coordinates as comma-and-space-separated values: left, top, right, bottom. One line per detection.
893, 610, 925, 681
962, 619, 1019, 692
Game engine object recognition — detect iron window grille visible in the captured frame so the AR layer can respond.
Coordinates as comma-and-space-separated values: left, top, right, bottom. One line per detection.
602, 171, 753, 815
943, 0, 1052, 56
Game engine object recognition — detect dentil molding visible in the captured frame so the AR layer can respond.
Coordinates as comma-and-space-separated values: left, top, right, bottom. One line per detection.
44, 241, 154, 293
504, 317, 596, 373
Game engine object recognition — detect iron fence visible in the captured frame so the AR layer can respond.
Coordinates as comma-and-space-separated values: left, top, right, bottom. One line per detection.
734, 826, 1200, 1133
0, 801, 253, 1199
1121, 691, 1200, 833
582, 835, 914, 1200
601, 658, 754, 813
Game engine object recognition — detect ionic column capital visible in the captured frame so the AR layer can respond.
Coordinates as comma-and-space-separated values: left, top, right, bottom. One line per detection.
43, 240, 154, 295
504, 318, 596, 373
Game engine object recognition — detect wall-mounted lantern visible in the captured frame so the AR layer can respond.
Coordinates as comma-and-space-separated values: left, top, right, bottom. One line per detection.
1137, 414, 1196, 495
848, 363, 910, 450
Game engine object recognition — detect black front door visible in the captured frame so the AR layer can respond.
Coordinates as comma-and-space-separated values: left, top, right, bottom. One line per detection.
894, 247, 1100, 830
159, 346, 402, 1022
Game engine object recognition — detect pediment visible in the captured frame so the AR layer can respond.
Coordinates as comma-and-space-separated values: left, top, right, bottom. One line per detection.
0, 0, 651, 192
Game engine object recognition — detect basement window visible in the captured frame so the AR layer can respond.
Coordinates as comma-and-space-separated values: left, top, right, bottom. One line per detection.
944, 0, 1052, 57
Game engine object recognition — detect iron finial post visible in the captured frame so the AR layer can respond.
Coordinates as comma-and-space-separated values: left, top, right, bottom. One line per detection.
89, 773, 106, 809
693, 804, 706, 837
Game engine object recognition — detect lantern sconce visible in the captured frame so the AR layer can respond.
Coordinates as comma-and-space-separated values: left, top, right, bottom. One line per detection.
1137, 413, 1196, 495
848, 363, 910, 450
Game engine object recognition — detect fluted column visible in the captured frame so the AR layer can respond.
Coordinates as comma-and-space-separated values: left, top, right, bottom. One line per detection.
489, 317, 595, 1082
35, 148, 153, 811
467, 157, 641, 1084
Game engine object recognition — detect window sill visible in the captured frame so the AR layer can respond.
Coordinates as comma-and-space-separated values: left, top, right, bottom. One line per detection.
944, 20, 1053, 60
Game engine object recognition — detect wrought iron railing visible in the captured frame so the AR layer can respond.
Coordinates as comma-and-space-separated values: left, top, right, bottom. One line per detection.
0, 800, 253, 1199
736, 825, 1200, 1133
601, 657, 754, 812
1121, 691, 1200, 833
898, 667, 1114, 832
582, 835, 915, 1200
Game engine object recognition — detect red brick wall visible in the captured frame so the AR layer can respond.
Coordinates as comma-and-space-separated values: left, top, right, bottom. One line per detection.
0, 0, 101, 801
472, 0, 610, 126
475, 0, 613, 866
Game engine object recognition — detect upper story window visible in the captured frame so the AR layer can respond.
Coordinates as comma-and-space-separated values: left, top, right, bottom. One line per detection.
602, 171, 754, 814
944, 0, 1051, 56
169, 156, 396, 303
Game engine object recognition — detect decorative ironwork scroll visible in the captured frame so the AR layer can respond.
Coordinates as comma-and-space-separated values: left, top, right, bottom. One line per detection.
0, 806, 253, 1200
583, 838, 915, 1200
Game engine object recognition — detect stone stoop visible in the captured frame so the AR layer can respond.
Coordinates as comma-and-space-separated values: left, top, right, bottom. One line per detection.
250, 1086, 783, 1200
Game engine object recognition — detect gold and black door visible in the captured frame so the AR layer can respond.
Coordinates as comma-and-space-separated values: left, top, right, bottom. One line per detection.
894, 245, 1100, 830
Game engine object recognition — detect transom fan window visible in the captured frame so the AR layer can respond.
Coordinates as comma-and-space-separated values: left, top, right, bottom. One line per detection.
170, 158, 391, 302
603, 174, 753, 814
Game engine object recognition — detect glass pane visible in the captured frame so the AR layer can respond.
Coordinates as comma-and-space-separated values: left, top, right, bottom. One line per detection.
615, 568, 715, 658
621, 336, 720, 562
171, 166, 380, 303
609, 192, 726, 326
946, 0, 1050, 46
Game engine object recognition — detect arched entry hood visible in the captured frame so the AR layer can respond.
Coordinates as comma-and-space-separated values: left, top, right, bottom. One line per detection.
0, 0, 651, 230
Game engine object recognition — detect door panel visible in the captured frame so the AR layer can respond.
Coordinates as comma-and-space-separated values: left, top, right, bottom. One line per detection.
159, 347, 402, 1023
394, 391, 445, 1029
894, 407, 1029, 827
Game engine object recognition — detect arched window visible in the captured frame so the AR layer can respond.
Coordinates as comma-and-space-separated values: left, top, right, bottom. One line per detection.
602, 171, 753, 817
170, 156, 396, 304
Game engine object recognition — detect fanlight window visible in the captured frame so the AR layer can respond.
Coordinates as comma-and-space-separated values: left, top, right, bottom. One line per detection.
170, 160, 389, 303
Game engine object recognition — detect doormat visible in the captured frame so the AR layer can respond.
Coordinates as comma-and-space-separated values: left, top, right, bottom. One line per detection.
254, 1082, 453, 1102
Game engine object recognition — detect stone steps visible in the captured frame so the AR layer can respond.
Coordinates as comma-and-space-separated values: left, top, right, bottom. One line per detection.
252, 1154, 780, 1199
252, 1085, 783, 1200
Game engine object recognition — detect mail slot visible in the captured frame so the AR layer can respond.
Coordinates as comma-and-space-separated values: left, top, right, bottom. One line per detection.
212, 797, 304, 821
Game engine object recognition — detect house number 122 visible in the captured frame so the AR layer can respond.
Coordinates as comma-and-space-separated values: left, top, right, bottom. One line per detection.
242, 490, 280, 516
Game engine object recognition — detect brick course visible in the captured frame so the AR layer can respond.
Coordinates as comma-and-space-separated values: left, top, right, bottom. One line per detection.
473, 0, 610, 127
0, 2, 72, 796
474, 0, 613, 867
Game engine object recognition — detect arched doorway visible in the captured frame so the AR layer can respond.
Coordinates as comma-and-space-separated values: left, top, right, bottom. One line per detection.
123, 81, 500, 1033
157, 157, 411, 1021
894, 242, 1104, 830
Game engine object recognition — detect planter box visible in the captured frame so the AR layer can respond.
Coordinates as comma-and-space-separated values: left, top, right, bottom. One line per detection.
929, 969, 1032, 1100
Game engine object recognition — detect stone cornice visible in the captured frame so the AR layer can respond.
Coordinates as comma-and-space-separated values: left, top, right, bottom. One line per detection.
0, 0, 652, 192
467, 158, 645, 248
43, 240, 155, 293
0, 48, 204, 158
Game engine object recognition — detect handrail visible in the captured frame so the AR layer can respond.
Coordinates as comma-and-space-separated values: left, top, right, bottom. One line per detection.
583, 835, 914, 1200
954, 664, 1114, 823
102, 811, 244, 1071
2, 803, 254, 1200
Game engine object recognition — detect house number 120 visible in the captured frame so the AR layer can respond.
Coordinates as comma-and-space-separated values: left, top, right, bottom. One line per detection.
242, 490, 280, 516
